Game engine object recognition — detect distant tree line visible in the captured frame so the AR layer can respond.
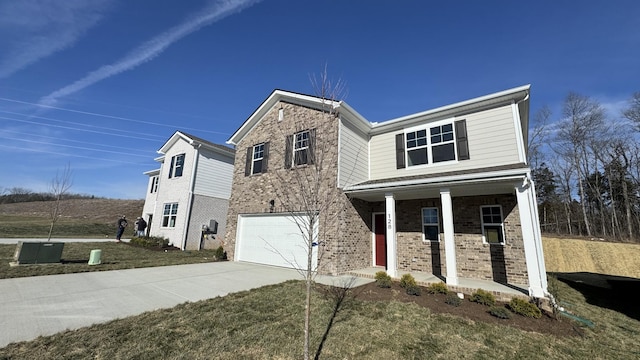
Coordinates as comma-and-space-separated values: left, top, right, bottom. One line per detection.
530, 91, 640, 242
0, 187, 98, 204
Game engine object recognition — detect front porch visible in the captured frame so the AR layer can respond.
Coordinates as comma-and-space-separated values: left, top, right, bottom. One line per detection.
347, 267, 529, 302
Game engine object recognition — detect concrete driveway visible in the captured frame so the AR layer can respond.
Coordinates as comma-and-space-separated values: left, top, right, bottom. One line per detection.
0, 261, 370, 348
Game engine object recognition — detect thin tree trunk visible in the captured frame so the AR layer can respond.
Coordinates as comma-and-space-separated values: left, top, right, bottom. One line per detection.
577, 175, 591, 236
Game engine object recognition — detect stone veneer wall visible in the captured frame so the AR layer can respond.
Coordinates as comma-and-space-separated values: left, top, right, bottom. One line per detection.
395, 194, 529, 287
224, 101, 371, 275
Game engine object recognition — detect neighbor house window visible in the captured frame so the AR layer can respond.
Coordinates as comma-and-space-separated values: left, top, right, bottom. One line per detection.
168, 153, 185, 178
162, 203, 178, 227
396, 119, 469, 169
285, 129, 316, 168
481, 205, 504, 244
422, 207, 439, 241
150, 176, 159, 193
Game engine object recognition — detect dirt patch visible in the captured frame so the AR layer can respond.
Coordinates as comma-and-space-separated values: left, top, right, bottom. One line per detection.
350, 282, 580, 337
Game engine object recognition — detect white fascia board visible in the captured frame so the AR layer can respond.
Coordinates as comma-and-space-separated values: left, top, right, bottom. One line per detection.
143, 169, 161, 176
370, 85, 531, 134
344, 167, 530, 193
154, 155, 165, 162
335, 101, 372, 133
227, 90, 341, 146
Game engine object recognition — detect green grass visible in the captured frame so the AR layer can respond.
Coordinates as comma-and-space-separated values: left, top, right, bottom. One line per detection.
0, 215, 133, 238
1, 280, 638, 359
0, 242, 220, 279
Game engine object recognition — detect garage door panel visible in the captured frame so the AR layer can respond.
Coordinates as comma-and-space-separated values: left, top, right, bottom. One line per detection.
236, 214, 317, 270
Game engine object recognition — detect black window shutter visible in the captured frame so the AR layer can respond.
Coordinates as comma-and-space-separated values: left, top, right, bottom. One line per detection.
244, 147, 252, 176
396, 133, 405, 169
455, 120, 470, 160
285, 135, 293, 169
168, 156, 175, 178
262, 142, 269, 173
308, 128, 316, 165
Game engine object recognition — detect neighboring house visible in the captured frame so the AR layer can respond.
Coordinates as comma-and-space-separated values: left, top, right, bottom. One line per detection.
224, 85, 548, 299
142, 131, 235, 250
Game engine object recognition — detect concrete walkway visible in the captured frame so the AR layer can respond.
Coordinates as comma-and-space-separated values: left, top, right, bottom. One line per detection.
0, 261, 372, 348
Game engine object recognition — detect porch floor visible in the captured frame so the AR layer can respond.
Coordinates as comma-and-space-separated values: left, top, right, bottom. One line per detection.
346, 267, 530, 300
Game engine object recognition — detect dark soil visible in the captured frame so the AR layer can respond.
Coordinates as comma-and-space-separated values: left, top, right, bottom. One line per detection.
351, 282, 581, 337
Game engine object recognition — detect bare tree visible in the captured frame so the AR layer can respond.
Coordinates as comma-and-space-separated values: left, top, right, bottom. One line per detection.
622, 92, 640, 128
47, 164, 73, 241
528, 105, 551, 169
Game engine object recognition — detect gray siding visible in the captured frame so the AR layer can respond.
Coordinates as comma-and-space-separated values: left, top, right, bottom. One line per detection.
184, 194, 229, 250
369, 104, 520, 180
338, 118, 369, 187
193, 148, 234, 199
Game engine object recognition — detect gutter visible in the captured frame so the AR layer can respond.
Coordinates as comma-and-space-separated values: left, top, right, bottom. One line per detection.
182, 144, 201, 250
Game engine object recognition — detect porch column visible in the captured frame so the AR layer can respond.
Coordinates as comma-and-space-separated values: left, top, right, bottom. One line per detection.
516, 178, 547, 298
384, 193, 398, 278
441, 189, 458, 285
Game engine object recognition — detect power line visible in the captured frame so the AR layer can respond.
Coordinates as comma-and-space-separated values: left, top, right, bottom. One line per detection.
0, 143, 149, 165
0, 135, 151, 158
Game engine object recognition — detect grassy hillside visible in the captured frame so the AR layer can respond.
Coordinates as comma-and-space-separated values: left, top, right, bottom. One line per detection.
0, 198, 144, 238
543, 237, 640, 278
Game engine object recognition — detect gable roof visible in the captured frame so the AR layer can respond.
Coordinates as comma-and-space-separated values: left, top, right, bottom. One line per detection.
226, 89, 371, 146
158, 130, 235, 156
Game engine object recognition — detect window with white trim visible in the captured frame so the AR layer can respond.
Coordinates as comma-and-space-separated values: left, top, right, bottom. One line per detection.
396, 119, 469, 169
481, 205, 504, 244
168, 153, 185, 178
294, 130, 310, 166
252, 143, 265, 174
430, 123, 456, 163
422, 207, 439, 241
162, 203, 178, 227
150, 176, 159, 193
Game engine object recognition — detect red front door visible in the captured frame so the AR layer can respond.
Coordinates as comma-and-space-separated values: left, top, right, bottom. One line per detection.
374, 214, 386, 267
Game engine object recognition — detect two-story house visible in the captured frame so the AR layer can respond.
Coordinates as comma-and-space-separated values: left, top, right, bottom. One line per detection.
224, 85, 548, 299
142, 131, 235, 250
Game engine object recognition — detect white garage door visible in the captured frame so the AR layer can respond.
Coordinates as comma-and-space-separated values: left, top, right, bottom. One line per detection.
236, 214, 318, 270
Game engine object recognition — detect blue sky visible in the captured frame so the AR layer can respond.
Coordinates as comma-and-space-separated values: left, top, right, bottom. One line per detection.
1, 0, 638, 199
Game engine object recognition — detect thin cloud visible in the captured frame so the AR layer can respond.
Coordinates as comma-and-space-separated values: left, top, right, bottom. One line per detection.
38, 0, 261, 107
0, 0, 115, 79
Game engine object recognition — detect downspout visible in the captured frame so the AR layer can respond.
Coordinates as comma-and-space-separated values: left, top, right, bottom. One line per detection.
182, 143, 201, 250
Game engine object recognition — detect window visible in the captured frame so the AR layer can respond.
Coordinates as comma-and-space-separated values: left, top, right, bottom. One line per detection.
168, 154, 185, 178
422, 207, 439, 241
285, 129, 315, 168
149, 176, 159, 193
244, 142, 269, 176
481, 205, 504, 244
162, 203, 178, 227
396, 119, 469, 169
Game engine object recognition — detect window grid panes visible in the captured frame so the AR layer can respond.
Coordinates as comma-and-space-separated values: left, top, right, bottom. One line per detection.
422, 207, 439, 241
162, 203, 178, 228
294, 131, 309, 166
405, 123, 456, 167
251, 143, 264, 174
481, 206, 504, 244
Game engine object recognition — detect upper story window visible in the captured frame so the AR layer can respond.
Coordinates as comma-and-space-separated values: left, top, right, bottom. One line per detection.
422, 207, 439, 241
149, 176, 159, 193
168, 153, 185, 178
285, 129, 316, 168
245, 142, 269, 176
481, 205, 504, 244
162, 203, 178, 227
396, 120, 468, 169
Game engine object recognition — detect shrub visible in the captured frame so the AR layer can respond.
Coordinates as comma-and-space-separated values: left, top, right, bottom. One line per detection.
405, 284, 422, 296
399, 274, 417, 289
470, 289, 496, 306
374, 271, 392, 288
489, 306, 511, 319
426, 282, 448, 294
508, 298, 542, 318
130, 236, 170, 248
445, 292, 461, 307
214, 246, 227, 261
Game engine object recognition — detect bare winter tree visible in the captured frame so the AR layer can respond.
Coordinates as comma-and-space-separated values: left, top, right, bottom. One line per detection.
528, 105, 551, 169
266, 67, 347, 360
622, 92, 640, 128
47, 164, 73, 241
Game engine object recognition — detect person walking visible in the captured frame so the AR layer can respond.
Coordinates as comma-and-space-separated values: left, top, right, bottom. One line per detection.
116, 215, 128, 242
134, 217, 147, 237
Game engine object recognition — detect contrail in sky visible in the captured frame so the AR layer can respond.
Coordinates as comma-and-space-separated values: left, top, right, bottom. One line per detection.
38, 0, 261, 107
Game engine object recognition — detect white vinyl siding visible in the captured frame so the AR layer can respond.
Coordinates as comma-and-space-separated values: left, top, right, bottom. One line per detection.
338, 119, 369, 187
192, 148, 234, 199
369, 105, 520, 180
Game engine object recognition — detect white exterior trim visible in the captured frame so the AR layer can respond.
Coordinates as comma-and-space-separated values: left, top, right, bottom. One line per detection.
516, 177, 547, 297
384, 193, 397, 278
441, 189, 458, 285
511, 101, 527, 164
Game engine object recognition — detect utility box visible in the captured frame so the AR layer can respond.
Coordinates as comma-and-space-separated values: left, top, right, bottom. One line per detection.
13, 241, 65, 265
88, 249, 102, 265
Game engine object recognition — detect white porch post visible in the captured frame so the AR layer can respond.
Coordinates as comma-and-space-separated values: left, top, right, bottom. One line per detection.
441, 188, 458, 285
516, 178, 547, 298
385, 193, 398, 278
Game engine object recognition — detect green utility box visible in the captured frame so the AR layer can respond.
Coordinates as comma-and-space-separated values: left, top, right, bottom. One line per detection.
13, 241, 65, 265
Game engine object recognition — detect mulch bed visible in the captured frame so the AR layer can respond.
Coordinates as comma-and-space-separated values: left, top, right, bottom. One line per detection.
349, 282, 581, 337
